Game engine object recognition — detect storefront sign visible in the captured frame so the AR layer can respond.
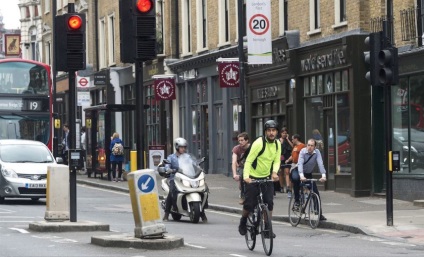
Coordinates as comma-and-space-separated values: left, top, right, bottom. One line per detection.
4, 34, 21, 56
257, 86, 278, 99
94, 70, 108, 85
179, 69, 198, 80
300, 48, 346, 72
218, 61, 240, 88
154, 77, 176, 100
247, 0, 272, 64
148, 145, 165, 170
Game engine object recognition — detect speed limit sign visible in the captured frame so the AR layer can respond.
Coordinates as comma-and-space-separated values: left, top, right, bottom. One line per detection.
246, 0, 272, 64
249, 14, 270, 36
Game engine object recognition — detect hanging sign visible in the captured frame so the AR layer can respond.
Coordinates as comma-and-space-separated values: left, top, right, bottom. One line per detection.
217, 58, 240, 88
246, 0, 272, 64
153, 76, 176, 100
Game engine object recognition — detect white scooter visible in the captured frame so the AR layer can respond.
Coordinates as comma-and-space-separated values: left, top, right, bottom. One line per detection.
157, 153, 209, 223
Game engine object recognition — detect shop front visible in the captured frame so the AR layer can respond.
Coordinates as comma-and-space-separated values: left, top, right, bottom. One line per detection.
290, 34, 374, 196
168, 47, 241, 174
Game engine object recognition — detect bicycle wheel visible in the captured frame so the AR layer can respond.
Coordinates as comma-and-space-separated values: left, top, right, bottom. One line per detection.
288, 195, 301, 226
245, 212, 256, 250
259, 206, 273, 256
308, 193, 321, 229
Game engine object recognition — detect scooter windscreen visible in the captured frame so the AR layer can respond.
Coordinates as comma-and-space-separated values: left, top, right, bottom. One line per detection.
177, 153, 203, 179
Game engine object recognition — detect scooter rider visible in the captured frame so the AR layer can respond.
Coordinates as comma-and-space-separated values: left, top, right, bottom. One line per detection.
162, 137, 208, 222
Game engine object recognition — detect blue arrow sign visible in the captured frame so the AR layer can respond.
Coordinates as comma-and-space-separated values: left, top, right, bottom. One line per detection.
137, 174, 155, 193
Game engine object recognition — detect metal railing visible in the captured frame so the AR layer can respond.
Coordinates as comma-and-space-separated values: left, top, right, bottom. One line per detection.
400, 7, 417, 41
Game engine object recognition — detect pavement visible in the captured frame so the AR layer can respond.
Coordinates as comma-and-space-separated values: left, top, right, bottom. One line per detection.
76, 173, 424, 246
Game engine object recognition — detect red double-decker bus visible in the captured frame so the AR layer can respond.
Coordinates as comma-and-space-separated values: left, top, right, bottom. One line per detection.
0, 59, 53, 150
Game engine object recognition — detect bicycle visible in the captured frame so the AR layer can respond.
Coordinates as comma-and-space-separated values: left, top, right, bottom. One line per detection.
288, 178, 321, 229
244, 179, 274, 256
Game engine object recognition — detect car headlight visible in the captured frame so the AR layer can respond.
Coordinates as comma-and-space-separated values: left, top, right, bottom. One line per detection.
182, 179, 191, 187
1, 167, 18, 178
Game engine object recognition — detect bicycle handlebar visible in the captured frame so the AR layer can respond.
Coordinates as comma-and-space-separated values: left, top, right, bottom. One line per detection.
303, 178, 319, 182
250, 179, 274, 184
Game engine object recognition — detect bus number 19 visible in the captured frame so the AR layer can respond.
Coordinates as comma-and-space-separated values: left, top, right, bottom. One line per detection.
29, 101, 39, 110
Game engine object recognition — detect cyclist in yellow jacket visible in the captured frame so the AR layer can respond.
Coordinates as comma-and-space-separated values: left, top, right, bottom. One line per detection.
238, 120, 281, 238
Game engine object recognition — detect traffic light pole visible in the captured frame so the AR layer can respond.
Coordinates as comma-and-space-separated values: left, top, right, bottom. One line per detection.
384, 1, 394, 226
135, 60, 145, 169
68, 2, 78, 223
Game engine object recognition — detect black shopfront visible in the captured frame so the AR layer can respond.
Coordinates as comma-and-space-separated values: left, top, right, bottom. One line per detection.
290, 34, 374, 197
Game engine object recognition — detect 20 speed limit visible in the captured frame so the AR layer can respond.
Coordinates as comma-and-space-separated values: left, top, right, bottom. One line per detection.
249, 14, 270, 36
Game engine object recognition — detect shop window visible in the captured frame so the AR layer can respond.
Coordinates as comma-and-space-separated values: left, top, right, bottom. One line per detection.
324, 73, 333, 94
336, 94, 351, 173
264, 102, 271, 115
304, 77, 310, 96
317, 75, 323, 94
342, 70, 349, 91
310, 76, 316, 95
305, 96, 323, 143
335, 72, 341, 92
392, 76, 424, 174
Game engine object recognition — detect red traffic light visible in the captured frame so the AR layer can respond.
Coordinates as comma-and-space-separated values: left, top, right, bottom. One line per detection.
68, 15, 83, 30
136, 0, 153, 13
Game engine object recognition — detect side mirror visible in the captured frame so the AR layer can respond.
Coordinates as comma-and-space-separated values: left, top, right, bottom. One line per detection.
56, 157, 64, 164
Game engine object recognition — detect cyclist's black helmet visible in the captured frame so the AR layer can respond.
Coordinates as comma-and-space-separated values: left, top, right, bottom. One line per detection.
264, 120, 279, 134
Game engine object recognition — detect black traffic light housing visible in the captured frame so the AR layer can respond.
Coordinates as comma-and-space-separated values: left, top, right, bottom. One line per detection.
378, 45, 399, 86
119, 0, 156, 62
364, 32, 382, 86
55, 13, 86, 72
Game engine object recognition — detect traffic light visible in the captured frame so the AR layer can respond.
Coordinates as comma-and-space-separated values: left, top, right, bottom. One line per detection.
55, 13, 86, 71
133, 0, 156, 61
364, 32, 382, 86
378, 45, 399, 85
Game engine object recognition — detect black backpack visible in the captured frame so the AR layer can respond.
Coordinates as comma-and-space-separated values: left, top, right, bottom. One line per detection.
238, 136, 279, 170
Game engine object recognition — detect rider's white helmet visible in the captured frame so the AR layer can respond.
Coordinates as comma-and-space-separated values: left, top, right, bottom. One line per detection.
174, 137, 188, 151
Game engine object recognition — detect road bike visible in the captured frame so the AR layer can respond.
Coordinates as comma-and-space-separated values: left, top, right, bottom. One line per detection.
288, 178, 321, 229
245, 179, 274, 256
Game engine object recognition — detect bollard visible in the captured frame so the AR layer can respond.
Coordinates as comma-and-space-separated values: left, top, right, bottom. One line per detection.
130, 151, 137, 172
45, 165, 70, 221
127, 169, 166, 238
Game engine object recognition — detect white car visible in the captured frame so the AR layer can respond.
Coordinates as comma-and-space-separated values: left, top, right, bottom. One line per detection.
0, 140, 56, 203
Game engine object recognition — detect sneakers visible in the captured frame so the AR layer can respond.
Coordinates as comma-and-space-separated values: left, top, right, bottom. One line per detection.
292, 201, 300, 212
264, 231, 276, 239
238, 218, 247, 236
287, 191, 292, 198
320, 215, 327, 221
201, 212, 208, 223
162, 212, 169, 221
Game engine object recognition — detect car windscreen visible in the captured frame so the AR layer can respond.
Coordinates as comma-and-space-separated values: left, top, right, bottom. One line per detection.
0, 144, 54, 163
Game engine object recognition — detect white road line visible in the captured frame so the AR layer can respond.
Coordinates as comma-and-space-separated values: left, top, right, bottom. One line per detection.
229, 254, 247, 257
185, 243, 206, 249
0, 221, 35, 223
78, 185, 129, 196
381, 241, 416, 247
9, 228, 30, 234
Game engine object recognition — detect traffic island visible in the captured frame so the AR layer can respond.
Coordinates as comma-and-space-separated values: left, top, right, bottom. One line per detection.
29, 220, 110, 232
91, 234, 184, 250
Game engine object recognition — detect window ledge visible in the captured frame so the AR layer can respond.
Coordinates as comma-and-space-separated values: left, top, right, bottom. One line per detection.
332, 21, 348, 29
196, 47, 209, 54
181, 52, 193, 58
307, 28, 322, 36
217, 42, 231, 48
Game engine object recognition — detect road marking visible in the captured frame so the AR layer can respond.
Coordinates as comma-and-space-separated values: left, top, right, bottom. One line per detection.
230, 254, 247, 257
381, 241, 416, 247
78, 185, 129, 196
0, 208, 14, 214
9, 228, 29, 233
0, 221, 35, 223
185, 243, 206, 249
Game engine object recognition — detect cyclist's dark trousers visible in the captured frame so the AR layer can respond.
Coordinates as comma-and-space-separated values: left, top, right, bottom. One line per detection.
243, 181, 274, 213
165, 180, 178, 213
291, 170, 323, 214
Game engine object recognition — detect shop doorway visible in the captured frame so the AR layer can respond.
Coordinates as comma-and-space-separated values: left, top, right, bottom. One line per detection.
191, 105, 209, 172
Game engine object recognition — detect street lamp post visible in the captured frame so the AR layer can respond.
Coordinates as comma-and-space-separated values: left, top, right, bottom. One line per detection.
237, 0, 246, 133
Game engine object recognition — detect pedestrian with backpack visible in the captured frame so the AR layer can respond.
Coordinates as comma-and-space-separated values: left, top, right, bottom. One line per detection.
231, 132, 250, 205
110, 132, 124, 182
